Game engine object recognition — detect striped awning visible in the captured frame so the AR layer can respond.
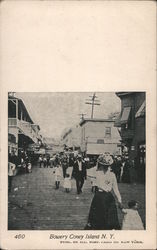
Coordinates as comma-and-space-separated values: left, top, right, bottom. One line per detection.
135, 101, 145, 118
120, 107, 131, 124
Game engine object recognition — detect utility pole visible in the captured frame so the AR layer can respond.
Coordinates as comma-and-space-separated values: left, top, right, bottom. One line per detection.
78, 113, 86, 121
85, 93, 100, 119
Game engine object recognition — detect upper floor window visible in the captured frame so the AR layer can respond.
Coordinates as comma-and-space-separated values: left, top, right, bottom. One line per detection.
97, 139, 104, 144
105, 127, 111, 138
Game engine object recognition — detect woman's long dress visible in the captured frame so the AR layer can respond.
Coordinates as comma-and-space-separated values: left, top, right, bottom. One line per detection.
86, 170, 121, 230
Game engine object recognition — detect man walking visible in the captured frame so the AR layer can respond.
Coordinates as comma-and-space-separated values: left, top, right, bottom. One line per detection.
61, 154, 69, 178
72, 154, 87, 194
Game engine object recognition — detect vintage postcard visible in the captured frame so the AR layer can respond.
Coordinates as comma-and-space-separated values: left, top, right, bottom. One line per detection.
0, 1, 156, 250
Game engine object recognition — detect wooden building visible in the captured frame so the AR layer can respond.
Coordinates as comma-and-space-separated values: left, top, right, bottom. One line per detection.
115, 92, 146, 182
79, 118, 121, 157
8, 94, 42, 155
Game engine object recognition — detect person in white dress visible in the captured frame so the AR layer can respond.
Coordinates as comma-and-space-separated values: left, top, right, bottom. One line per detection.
85, 153, 122, 230
53, 165, 62, 189
63, 173, 71, 193
121, 200, 144, 230
8, 162, 16, 192
27, 162, 32, 173
39, 155, 43, 168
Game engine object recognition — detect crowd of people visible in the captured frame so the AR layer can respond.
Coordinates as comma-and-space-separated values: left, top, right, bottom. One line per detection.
36, 151, 139, 197
38, 152, 137, 193
8, 150, 33, 192
8, 149, 144, 230
38, 152, 87, 194
37, 151, 144, 230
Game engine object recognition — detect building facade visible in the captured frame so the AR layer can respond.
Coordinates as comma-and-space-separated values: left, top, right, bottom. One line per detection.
8, 94, 42, 155
79, 119, 121, 156
115, 92, 146, 182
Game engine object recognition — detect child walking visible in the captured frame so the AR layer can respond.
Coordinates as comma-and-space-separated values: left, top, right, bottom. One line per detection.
27, 162, 32, 173
53, 164, 62, 189
121, 200, 144, 230
63, 173, 71, 193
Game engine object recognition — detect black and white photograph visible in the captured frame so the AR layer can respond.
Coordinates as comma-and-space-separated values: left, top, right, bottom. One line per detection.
0, 0, 156, 249
8, 91, 146, 231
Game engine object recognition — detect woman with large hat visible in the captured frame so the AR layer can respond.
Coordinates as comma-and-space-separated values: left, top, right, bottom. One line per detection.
85, 153, 122, 230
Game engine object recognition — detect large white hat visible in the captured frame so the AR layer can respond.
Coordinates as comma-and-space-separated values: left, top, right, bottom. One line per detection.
97, 153, 113, 166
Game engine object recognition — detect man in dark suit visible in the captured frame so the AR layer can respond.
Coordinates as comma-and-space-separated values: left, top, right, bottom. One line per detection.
111, 156, 122, 183
61, 154, 69, 178
122, 158, 130, 183
72, 154, 87, 194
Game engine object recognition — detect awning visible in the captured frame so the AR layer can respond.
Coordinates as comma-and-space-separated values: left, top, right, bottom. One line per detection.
135, 101, 145, 118
114, 114, 121, 127
120, 107, 131, 124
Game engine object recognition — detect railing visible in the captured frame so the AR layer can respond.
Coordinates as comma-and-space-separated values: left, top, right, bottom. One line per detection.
19, 120, 31, 130
8, 118, 39, 143
19, 120, 38, 143
8, 118, 17, 126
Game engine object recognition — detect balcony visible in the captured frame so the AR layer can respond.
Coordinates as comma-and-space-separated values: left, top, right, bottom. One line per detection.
8, 118, 17, 126
8, 118, 38, 143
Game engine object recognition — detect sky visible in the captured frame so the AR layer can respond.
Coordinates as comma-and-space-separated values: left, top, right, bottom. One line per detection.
1, 1, 155, 91
15, 92, 121, 139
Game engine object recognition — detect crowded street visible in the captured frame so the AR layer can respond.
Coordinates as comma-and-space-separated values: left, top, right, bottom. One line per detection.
8, 163, 145, 230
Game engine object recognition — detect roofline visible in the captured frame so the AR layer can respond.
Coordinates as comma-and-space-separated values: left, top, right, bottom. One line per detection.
8, 95, 20, 100
8, 95, 34, 124
115, 92, 135, 97
116, 91, 146, 98
79, 118, 114, 126
32, 124, 40, 130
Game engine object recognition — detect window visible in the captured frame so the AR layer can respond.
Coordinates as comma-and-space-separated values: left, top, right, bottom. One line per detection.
97, 139, 104, 144
105, 127, 111, 138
